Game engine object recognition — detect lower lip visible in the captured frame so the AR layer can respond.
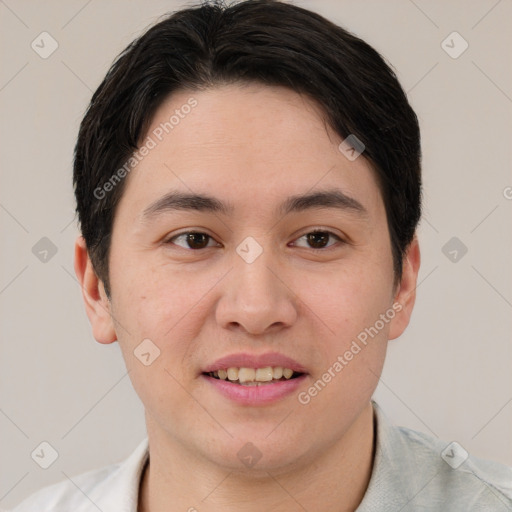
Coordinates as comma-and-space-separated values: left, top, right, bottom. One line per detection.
201, 374, 307, 405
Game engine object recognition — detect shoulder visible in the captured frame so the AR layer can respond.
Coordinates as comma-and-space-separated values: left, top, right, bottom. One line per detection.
398, 424, 512, 508
9, 438, 149, 512
359, 402, 512, 511
9, 464, 119, 512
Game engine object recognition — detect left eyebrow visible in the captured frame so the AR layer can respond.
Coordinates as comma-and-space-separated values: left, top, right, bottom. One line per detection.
278, 189, 368, 218
139, 187, 368, 222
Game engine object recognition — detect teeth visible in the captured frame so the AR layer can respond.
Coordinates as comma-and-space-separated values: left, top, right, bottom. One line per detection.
227, 367, 239, 381
238, 368, 256, 383
272, 366, 283, 379
210, 366, 298, 383
283, 368, 293, 379
255, 367, 273, 382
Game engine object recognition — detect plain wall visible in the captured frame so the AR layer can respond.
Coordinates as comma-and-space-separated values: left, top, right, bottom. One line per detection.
1, 0, 511, 508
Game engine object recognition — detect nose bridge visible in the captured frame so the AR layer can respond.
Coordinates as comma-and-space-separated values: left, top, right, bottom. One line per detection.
237, 249, 278, 302
215, 238, 298, 334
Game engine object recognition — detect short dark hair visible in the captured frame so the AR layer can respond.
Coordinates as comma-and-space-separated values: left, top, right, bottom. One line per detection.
73, 0, 421, 298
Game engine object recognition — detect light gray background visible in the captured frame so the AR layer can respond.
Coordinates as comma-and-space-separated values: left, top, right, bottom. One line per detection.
1, 0, 511, 508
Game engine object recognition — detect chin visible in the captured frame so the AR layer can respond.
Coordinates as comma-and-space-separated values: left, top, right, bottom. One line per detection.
197, 429, 313, 475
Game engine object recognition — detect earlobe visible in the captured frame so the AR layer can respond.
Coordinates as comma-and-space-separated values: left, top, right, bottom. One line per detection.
388, 236, 421, 341
74, 235, 117, 344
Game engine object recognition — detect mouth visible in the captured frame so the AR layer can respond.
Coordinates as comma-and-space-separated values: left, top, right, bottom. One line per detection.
201, 352, 308, 405
203, 366, 304, 386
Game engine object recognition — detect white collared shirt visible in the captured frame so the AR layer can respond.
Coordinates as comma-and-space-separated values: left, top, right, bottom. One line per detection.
10, 401, 512, 511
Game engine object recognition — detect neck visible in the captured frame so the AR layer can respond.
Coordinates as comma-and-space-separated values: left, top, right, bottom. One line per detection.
138, 402, 375, 512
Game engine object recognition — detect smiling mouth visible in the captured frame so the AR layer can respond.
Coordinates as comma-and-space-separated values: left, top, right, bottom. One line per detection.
204, 366, 304, 386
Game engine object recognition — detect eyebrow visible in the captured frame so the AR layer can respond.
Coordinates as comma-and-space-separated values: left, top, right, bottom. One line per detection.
140, 188, 368, 221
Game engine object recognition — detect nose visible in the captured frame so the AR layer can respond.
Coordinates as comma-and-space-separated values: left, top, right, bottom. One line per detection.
215, 249, 298, 336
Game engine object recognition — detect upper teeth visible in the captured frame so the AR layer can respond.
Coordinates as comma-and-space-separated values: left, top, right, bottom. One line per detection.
213, 366, 295, 383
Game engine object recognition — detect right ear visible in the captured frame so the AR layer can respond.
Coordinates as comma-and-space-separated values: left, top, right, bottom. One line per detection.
74, 235, 117, 344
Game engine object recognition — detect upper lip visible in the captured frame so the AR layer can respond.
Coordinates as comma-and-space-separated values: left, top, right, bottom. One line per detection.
202, 352, 308, 374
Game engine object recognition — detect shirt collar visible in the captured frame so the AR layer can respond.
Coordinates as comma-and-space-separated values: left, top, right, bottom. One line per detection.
355, 400, 413, 510
91, 437, 149, 512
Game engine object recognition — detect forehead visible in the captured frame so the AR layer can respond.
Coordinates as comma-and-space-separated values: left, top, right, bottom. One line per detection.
118, 83, 384, 221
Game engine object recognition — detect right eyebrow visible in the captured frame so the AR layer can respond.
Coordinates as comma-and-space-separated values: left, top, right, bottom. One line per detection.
140, 190, 235, 221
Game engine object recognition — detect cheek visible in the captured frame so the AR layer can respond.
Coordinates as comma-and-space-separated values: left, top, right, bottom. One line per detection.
109, 262, 207, 423
109, 257, 217, 364
297, 266, 391, 415
303, 261, 394, 348
111, 254, 189, 327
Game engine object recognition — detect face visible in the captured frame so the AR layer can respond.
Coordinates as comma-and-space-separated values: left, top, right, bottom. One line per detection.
76, 83, 419, 473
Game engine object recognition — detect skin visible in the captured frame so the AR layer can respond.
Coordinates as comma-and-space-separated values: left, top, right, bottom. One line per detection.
75, 83, 420, 511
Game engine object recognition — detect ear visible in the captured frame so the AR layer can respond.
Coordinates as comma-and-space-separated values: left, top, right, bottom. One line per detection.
388, 236, 421, 340
74, 235, 117, 344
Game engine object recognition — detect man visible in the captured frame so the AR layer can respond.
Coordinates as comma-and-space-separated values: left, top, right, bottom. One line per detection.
11, 0, 512, 510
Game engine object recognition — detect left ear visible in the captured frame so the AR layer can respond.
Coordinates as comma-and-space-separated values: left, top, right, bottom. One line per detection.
388, 236, 421, 340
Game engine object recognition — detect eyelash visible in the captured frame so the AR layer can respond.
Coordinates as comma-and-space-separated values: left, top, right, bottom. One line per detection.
165, 229, 344, 252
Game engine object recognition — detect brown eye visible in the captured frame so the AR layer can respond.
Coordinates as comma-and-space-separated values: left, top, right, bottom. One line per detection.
307, 231, 329, 249
167, 232, 217, 250
294, 230, 343, 250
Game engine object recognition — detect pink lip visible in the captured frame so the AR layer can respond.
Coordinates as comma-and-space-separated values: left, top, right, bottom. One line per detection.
202, 351, 308, 374
201, 373, 308, 405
